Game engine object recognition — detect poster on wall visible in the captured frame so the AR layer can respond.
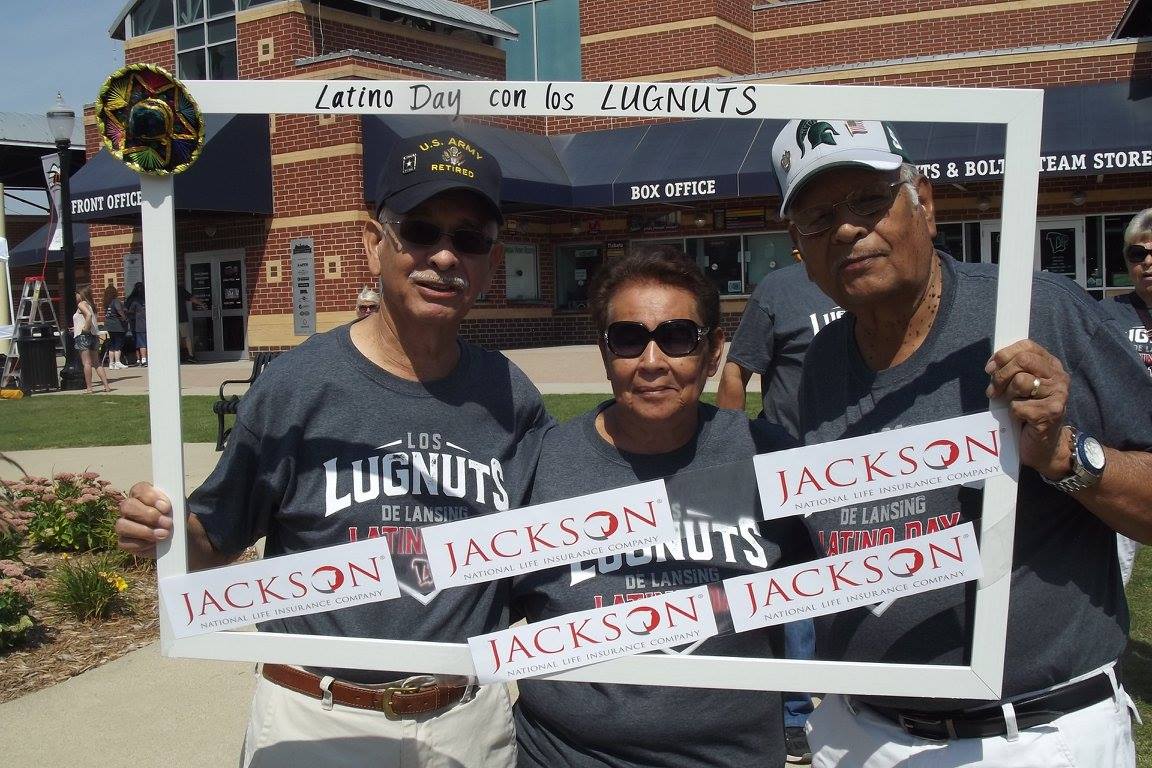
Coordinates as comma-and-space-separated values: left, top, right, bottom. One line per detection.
291, 238, 316, 336
123, 253, 143, 292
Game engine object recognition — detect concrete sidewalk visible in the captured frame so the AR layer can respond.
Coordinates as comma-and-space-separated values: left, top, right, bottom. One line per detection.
0, 343, 755, 767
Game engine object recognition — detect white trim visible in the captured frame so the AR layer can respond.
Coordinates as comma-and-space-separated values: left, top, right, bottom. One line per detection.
140, 78, 1040, 698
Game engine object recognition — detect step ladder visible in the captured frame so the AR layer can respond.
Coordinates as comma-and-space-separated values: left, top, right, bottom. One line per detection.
0, 277, 61, 393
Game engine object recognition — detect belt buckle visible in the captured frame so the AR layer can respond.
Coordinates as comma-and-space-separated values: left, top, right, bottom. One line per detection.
382, 675, 439, 718
897, 713, 954, 741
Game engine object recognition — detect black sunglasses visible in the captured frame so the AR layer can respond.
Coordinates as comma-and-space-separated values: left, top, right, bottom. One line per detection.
790, 181, 906, 236
1124, 244, 1152, 264
604, 319, 711, 358
385, 219, 496, 256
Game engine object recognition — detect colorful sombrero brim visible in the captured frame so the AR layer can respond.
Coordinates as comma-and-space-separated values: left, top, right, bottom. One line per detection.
96, 64, 205, 177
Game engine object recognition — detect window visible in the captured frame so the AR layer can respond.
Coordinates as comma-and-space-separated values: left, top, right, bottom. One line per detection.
177, 0, 238, 80
491, 0, 581, 81
130, 0, 175, 35
504, 244, 540, 301
626, 232, 794, 297
555, 245, 602, 310
744, 232, 794, 291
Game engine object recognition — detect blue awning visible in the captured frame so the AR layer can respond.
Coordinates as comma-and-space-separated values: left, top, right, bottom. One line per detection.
898, 81, 1152, 181
7, 221, 89, 268
362, 116, 572, 209
551, 125, 648, 207
67, 113, 273, 222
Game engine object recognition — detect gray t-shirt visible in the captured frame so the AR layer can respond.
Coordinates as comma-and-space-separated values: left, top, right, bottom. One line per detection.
191, 323, 553, 683
799, 253, 1152, 710
1098, 292, 1152, 374
726, 262, 843, 438
512, 403, 812, 768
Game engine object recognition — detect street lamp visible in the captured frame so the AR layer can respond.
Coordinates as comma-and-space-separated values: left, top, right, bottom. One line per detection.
47, 92, 83, 390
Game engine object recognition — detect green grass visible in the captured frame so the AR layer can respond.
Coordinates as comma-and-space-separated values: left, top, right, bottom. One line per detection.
1126, 547, 1152, 766
0, 392, 758, 451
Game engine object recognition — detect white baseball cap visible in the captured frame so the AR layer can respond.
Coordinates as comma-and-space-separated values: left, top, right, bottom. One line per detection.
772, 119, 911, 216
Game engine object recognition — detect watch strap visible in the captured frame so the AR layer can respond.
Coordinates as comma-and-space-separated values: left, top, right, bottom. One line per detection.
1040, 427, 1102, 493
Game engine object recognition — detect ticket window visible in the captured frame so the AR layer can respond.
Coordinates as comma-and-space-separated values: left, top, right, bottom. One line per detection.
556, 245, 603, 311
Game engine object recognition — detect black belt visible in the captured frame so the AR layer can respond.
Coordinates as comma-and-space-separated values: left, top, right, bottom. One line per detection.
862, 672, 1115, 740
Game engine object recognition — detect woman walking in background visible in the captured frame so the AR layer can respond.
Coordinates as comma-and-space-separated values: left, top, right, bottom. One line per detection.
102, 284, 130, 369
126, 282, 148, 367
74, 286, 110, 393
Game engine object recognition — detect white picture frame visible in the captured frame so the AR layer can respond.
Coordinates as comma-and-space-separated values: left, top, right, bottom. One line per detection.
142, 79, 1041, 699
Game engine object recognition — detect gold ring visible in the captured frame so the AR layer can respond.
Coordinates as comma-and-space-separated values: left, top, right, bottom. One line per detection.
1029, 377, 1041, 399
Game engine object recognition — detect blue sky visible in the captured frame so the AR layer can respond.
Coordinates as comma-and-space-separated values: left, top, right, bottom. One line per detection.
0, 1, 126, 115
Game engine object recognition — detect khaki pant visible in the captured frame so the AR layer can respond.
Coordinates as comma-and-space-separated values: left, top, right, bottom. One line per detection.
241, 674, 517, 768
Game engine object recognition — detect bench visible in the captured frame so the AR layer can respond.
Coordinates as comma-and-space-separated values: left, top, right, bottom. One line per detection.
212, 351, 281, 451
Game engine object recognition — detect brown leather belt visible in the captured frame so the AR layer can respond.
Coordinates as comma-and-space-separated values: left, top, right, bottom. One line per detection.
262, 664, 469, 717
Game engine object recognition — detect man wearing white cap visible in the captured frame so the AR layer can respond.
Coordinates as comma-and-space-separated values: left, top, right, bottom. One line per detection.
771, 118, 1152, 766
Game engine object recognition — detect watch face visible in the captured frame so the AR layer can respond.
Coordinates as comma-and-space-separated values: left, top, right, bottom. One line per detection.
1081, 436, 1106, 472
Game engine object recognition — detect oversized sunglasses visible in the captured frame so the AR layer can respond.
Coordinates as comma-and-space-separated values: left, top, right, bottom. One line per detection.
384, 219, 495, 256
1124, 243, 1152, 264
790, 181, 906, 236
604, 319, 711, 358
356, 304, 379, 315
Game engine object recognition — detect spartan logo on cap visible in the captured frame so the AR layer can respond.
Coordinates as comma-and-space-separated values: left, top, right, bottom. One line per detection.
884, 123, 904, 152
796, 120, 840, 158
443, 145, 466, 167
401, 153, 416, 174
780, 150, 791, 172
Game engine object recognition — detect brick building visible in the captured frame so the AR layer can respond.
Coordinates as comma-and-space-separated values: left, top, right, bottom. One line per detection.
67, 0, 1151, 358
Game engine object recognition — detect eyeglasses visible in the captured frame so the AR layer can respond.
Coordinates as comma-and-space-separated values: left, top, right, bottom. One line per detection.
384, 219, 495, 256
1124, 244, 1152, 264
603, 319, 711, 358
356, 304, 379, 315
790, 181, 907, 236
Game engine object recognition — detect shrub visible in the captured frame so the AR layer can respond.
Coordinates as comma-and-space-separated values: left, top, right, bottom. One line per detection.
0, 560, 35, 649
13, 472, 126, 553
0, 480, 36, 560
46, 552, 132, 621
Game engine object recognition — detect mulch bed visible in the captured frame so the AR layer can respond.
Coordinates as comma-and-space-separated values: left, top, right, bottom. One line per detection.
0, 548, 159, 704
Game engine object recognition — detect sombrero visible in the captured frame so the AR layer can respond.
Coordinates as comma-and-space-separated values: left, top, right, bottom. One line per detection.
95, 64, 205, 176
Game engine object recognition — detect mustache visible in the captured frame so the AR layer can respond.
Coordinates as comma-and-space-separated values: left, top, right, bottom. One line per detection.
409, 271, 469, 291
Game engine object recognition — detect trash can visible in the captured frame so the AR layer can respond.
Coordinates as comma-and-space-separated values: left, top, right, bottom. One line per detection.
17, 323, 60, 393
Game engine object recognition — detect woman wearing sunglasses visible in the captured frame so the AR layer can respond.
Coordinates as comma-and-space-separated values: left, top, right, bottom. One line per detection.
1099, 208, 1152, 587
511, 245, 813, 768
354, 285, 381, 318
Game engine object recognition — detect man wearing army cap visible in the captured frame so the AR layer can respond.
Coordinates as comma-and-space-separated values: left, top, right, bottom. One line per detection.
116, 131, 552, 767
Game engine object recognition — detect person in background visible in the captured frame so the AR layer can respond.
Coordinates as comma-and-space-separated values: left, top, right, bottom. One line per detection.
716, 250, 842, 765
178, 285, 206, 363
772, 117, 1152, 767
512, 246, 812, 768
355, 285, 381, 318
1098, 207, 1152, 585
74, 286, 110, 394
126, 282, 148, 367
102, 284, 129, 369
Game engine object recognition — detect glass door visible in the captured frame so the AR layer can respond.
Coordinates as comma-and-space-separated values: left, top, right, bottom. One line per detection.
979, 218, 1085, 285
185, 249, 247, 361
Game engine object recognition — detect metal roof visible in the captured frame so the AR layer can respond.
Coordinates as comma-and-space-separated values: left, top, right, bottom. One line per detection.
0, 113, 83, 150
110, 0, 516, 40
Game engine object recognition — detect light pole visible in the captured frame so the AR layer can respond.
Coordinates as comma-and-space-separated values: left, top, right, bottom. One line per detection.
47, 92, 84, 390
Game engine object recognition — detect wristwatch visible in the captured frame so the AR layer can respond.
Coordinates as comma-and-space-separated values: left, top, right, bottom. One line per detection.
1041, 427, 1106, 493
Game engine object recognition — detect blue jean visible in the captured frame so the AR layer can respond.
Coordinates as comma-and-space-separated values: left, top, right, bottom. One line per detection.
783, 618, 815, 728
